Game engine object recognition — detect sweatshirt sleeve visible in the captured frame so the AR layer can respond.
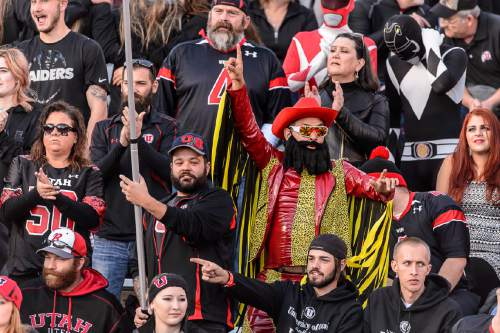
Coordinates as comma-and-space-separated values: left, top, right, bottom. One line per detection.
228, 272, 289, 320
159, 189, 234, 244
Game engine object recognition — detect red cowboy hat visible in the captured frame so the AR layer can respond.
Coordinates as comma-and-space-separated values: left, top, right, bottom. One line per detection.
272, 97, 338, 139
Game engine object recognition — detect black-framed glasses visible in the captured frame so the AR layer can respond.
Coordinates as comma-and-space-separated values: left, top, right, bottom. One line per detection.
42, 123, 77, 136
124, 58, 156, 76
332, 32, 366, 58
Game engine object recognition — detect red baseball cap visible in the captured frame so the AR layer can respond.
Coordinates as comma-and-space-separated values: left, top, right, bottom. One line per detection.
0, 276, 23, 310
37, 227, 87, 258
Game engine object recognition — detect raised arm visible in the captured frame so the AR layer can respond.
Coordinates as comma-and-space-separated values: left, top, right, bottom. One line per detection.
225, 45, 279, 169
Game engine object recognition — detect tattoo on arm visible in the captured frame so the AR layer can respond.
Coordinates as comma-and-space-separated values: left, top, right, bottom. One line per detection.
88, 85, 107, 102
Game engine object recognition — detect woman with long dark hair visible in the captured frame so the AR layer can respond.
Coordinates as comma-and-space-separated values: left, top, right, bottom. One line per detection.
0, 101, 105, 286
437, 108, 500, 280
306, 32, 389, 165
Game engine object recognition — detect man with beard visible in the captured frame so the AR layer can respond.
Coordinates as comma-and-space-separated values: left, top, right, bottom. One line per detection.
190, 234, 363, 333
155, 0, 290, 156
20, 227, 127, 332
223, 45, 396, 332
120, 133, 235, 333
89, 59, 176, 299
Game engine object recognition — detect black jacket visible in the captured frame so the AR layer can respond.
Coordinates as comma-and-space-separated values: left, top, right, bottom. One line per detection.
21, 268, 128, 333
131, 184, 235, 326
90, 109, 176, 241
247, 0, 317, 63
364, 274, 462, 333
228, 273, 363, 333
0, 105, 40, 190
320, 81, 389, 164
349, 0, 437, 79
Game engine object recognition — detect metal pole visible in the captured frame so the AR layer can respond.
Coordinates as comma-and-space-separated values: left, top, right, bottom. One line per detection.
122, 0, 148, 310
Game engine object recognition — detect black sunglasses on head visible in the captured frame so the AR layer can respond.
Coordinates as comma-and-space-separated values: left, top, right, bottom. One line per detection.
124, 58, 156, 76
43, 123, 77, 136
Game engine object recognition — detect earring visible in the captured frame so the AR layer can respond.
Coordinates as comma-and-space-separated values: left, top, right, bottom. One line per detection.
355, 71, 359, 80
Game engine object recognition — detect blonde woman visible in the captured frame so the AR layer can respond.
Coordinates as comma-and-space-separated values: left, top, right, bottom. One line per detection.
0, 276, 37, 333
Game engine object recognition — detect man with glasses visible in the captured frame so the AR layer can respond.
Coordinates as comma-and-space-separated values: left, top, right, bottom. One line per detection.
20, 227, 128, 333
431, 0, 500, 116
89, 58, 176, 300
221, 46, 396, 332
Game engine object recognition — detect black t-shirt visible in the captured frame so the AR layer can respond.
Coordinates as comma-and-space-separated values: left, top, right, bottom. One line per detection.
391, 191, 470, 289
0, 156, 105, 276
444, 12, 500, 89
18, 31, 109, 124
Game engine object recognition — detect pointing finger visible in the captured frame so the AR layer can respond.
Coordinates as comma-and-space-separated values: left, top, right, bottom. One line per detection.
236, 43, 242, 63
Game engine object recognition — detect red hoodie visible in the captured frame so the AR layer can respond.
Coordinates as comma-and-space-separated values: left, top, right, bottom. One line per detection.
20, 268, 127, 333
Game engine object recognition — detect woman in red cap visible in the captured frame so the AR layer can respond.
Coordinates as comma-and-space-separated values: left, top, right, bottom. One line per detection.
0, 276, 37, 333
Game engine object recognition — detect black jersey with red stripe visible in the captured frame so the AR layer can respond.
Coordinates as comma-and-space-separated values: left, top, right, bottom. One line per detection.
0, 156, 105, 277
155, 36, 291, 143
392, 191, 469, 288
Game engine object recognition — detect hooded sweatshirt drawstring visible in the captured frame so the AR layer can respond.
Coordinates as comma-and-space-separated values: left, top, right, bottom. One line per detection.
67, 297, 72, 331
51, 290, 57, 328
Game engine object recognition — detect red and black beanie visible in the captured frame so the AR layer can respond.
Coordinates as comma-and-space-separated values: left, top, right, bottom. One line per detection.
360, 146, 407, 188
148, 273, 189, 304
211, 0, 247, 13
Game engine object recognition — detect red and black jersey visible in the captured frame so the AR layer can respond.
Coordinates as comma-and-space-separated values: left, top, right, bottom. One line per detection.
0, 156, 105, 277
392, 191, 469, 288
155, 36, 291, 144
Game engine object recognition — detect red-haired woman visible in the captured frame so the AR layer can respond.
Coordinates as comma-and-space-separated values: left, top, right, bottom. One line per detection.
437, 108, 500, 298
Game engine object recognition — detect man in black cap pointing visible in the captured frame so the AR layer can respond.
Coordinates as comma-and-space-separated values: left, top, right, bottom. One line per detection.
191, 234, 363, 333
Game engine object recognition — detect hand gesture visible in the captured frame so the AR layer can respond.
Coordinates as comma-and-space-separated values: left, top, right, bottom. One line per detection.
119, 174, 149, 206
304, 82, 322, 106
121, 106, 146, 145
36, 168, 59, 200
190, 258, 230, 284
134, 306, 151, 328
0, 111, 8, 133
369, 169, 398, 195
410, 12, 431, 28
112, 66, 124, 86
331, 81, 344, 111
224, 44, 245, 90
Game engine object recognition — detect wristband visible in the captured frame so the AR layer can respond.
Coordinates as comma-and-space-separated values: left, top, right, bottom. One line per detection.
130, 136, 141, 144
224, 271, 235, 288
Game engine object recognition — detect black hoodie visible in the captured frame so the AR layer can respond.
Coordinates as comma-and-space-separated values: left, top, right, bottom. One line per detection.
364, 274, 462, 333
20, 268, 128, 333
228, 273, 363, 333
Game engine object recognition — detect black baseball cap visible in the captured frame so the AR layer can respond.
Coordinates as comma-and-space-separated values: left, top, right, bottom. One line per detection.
168, 133, 208, 156
211, 0, 247, 14
431, 0, 478, 18
308, 234, 347, 260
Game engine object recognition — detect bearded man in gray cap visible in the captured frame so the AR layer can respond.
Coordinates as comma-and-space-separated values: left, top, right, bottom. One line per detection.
191, 234, 363, 333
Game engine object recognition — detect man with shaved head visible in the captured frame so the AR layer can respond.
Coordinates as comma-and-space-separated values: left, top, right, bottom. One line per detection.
364, 237, 462, 333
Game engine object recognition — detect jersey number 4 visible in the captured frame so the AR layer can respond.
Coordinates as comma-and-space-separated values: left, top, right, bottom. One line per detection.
26, 190, 77, 235
208, 68, 229, 105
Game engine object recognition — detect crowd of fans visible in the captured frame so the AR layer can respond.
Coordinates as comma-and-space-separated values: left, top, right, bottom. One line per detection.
0, 0, 499, 332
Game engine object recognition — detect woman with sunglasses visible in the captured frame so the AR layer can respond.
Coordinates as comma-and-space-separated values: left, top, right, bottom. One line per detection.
306, 32, 389, 166
0, 101, 105, 286
436, 108, 500, 299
